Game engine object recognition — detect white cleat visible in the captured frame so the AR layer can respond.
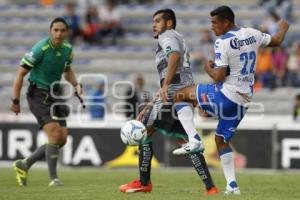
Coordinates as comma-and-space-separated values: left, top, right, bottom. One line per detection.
172, 141, 204, 155
224, 186, 241, 195
49, 178, 63, 187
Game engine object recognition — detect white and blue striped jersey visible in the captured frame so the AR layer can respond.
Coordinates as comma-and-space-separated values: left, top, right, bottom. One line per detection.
214, 27, 271, 105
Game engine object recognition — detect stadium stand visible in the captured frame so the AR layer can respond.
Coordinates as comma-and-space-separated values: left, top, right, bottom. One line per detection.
1, 0, 300, 114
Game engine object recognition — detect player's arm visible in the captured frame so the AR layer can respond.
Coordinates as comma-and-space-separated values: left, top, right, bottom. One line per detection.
164, 52, 181, 86
10, 43, 42, 115
268, 19, 289, 47
206, 39, 228, 83
161, 52, 181, 102
204, 60, 227, 83
10, 66, 30, 115
158, 33, 181, 102
64, 67, 82, 95
64, 51, 82, 95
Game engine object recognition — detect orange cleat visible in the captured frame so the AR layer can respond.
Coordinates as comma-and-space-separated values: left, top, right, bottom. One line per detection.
205, 186, 219, 195
119, 179, 152, 193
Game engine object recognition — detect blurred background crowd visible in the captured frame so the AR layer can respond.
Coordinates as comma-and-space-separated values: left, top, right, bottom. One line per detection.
1, 0, 300, 119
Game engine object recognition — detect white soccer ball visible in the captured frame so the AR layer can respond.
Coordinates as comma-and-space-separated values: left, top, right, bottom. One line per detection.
120, 120, 147, 146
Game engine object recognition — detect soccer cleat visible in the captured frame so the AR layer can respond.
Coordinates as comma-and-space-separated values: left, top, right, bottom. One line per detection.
13, 159, 28, 186
224, 187, 241, 195
49, 178, 64, 187
224, 181, 241, 195
205, 186, 219, 195
119, 179, 152, 193
172, 141, 204, 155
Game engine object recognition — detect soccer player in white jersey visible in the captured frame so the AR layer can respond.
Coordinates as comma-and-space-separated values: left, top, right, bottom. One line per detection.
172, 6, 289, 194
119, 9, 219, 195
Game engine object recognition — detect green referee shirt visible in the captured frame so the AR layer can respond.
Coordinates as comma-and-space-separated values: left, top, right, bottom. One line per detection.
21, 38, 73, 90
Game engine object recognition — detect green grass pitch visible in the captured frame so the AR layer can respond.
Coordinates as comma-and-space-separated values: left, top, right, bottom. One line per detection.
1, 167, 300, 200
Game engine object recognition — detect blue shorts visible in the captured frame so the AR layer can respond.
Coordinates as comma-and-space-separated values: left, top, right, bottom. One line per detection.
196, 84, 247, 142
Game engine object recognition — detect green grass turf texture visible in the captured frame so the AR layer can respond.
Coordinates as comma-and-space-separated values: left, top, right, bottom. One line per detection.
0, 168, 300, 200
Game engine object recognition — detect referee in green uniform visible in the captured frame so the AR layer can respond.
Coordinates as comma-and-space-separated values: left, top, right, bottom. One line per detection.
10, 17, 82, 187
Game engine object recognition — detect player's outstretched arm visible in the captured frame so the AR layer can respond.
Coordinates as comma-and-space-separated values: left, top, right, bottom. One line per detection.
268, 19, 289, 47
10, 67, 29, 115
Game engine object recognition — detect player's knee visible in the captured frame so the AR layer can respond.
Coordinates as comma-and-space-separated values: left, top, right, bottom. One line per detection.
215, 135, 222, 147
55, 136, 67, 146
59, 138, 67, 147
215, 135, 229, 151
57, 132, 67, 146
49, 129, 67, 146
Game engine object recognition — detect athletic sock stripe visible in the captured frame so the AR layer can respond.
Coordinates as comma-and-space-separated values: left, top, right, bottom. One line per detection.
175, 103, 189, 112
219, 147, 233, 156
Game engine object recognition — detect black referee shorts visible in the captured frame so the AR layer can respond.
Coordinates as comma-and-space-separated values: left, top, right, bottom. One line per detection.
26, 83, 69, 129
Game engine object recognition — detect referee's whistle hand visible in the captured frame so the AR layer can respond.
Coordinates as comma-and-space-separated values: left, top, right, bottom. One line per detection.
10, 104, 20, 115
75, 84, 83, 96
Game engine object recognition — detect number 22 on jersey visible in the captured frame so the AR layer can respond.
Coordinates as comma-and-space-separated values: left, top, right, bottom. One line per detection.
240, 51, 256, 75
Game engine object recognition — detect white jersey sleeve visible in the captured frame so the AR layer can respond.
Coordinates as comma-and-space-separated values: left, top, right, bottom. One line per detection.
158, 30, 181, 56
250, 28, 272, 47
214, 38, 229, 68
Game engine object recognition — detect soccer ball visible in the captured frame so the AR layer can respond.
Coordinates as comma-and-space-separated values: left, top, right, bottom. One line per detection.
120, 120, 147, 146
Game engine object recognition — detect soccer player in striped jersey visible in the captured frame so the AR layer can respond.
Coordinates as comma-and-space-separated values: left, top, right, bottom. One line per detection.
119, 9, 218, 195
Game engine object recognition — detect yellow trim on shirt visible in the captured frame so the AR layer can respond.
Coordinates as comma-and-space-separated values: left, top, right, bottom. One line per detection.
21, 58, 34, 67
42, 44, 50, 51
63, 42, 72, 49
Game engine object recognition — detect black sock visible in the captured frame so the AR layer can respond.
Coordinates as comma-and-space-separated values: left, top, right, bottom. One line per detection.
46, 144, 60, 180
139, 142, 153, 185
25, 144, 46, 169
189, 153, 215, 190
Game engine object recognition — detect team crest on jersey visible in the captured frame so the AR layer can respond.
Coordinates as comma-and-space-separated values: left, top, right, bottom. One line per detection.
166, 46, 172, 53
25, 51, 35, 62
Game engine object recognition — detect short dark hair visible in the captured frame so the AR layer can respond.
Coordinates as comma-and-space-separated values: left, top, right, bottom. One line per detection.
210, 6, 235, 23
50, 17, 69, 30
270, 11, 280, 21
153, 9, 176, 29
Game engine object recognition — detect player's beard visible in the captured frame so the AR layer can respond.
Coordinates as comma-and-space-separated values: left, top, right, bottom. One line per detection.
153, 30, 159, 39
153, 25, 167, 39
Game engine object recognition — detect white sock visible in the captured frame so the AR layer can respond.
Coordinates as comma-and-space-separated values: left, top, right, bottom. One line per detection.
220, 149, 237, 187
175, 103, 201, 143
